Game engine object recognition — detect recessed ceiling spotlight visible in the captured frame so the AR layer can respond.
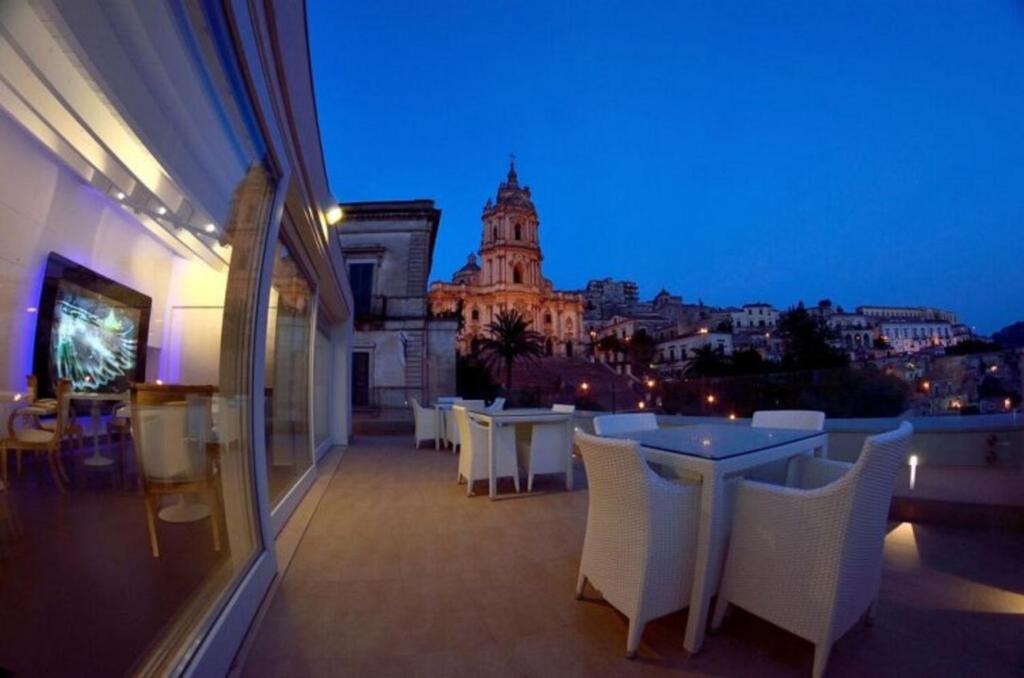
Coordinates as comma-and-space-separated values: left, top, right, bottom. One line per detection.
115, 191, 126, 201
156, 206, 167, 215
204, 223, 216, 233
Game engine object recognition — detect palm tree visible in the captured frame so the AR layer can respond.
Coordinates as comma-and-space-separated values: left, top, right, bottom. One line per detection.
478, 309, 545, 391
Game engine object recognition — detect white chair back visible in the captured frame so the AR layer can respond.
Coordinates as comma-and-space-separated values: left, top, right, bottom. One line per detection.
485, 397, 506, 412
832, 422, 912, 629
752, 410, 825, 431
593, 412, 657, 436
436, 396, 461, 404
134, 401, 208, 481
551, 403, 575, 413
447, 400, 485, 446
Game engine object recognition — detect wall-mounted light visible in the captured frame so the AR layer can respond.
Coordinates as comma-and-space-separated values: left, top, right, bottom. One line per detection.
325, 205, 343, 225
908, 454, 919, 490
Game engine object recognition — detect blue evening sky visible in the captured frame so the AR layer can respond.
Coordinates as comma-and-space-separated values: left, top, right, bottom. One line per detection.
308, 1, 1024, 334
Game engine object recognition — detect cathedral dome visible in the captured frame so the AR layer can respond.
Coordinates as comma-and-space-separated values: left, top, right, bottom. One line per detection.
453, 253, 481, 285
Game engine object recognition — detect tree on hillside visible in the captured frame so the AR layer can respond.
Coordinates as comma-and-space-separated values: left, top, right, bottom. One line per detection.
777, 306, 848, 370
627, 329, 657, 371
992, 321, 1024, 349
478, 309, 545, 390
946, 338, 1002, 356
685, 344, 729, 378
597, 334, 624, 354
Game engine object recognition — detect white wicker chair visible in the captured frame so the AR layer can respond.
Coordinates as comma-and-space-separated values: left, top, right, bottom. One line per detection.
518, 404, 575, 491
574, 431, 699, 657
592, 412, 658, 436
711, 422, 913, 678
746, 410, 826, 484
484, 396, 506, 412
410, 398, 438, 448
445, 399, 484, 451
452, 405, 519, 495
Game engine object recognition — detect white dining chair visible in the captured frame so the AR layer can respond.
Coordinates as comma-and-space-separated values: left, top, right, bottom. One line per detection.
446, 399, 485, 451
484, 396, 506, 412
452, 405, 519, 495
410, 397, 438, 448
518, 404, 575, 491
592, 413, 658, 436
711, 422, 913, 678
746, 410, 826, 484
574, 431, 699, 657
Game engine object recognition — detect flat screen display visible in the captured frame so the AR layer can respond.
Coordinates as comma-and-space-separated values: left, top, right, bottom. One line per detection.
32, 253, 151, 397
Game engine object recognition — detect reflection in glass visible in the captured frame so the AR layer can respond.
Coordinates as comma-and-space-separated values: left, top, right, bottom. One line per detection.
265, 240, 314, 506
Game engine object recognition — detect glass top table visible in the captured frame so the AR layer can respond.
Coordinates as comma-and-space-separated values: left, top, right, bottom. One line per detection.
611, 424, 824, 460
600, 422, 829, 656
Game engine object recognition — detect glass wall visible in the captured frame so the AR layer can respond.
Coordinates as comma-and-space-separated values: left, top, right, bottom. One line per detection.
0, 105, 276, 674
314, 327, 332, 448
264, 239, 315, 506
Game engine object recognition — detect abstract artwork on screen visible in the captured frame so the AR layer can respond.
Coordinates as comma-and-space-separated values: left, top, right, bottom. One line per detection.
51, 281, 140, 392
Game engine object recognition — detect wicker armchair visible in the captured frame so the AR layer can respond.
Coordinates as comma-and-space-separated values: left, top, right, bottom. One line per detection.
484, 396, 506, 412
574, 431, 699, 657
518, 404, 574, 491
410, 398, 438, 448
445, 399, 484, 451
745, 410, 826, 484
452, 405, 518, 495
711, 422, 913, 678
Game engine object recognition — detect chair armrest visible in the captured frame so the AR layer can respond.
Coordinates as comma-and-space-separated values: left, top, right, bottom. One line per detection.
792, 456, 853, 490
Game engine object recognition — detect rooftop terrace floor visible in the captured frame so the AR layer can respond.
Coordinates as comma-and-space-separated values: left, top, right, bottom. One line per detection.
241, 435, 1024, 677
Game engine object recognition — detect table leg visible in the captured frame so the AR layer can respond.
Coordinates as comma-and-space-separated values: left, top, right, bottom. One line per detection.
564, 420, 573, 491
684, 472, 725, 655
83, 401, 114, 467
488, 421, 497, 500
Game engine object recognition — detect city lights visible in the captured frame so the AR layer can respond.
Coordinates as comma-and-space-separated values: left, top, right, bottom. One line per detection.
706, 394, 716, 404
580, 381, 589, 391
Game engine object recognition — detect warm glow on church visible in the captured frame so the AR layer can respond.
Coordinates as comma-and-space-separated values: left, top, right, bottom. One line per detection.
428, 159, 584, 357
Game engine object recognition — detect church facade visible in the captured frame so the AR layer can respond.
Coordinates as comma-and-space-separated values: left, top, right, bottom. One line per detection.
428, 161, 584, 358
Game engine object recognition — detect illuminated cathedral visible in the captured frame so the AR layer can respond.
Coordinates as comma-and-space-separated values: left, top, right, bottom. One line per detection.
428, 159, 584, 357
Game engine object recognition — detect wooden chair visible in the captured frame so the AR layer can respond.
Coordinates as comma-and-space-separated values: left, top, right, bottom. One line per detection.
130, 383, 222, 558
1, 379, 74, 492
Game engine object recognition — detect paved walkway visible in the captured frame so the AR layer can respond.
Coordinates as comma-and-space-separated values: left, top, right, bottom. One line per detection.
242, 435, 1024, 677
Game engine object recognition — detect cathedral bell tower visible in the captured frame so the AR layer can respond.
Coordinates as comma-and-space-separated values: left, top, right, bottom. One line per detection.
479, 157, 543, 287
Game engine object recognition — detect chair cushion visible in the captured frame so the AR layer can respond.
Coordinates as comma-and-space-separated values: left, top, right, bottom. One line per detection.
13, 428, 54, 444
18, 405, 54, 416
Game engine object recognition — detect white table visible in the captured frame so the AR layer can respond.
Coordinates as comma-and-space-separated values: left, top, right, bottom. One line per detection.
433, 402, 454, 450
614, 424, 828, 655
70, 391, 129, 467
469, 408, 575, 499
